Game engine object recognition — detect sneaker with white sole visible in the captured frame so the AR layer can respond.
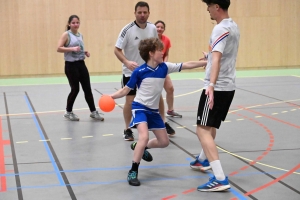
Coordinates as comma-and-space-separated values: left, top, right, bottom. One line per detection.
197, 176, 231, 192
123, 129, 134, 141
63, 111, 79, 121
90, 111, 104, 121
167, 110, 182, 118
165, 122, 175, 136
190, 156, 211, 171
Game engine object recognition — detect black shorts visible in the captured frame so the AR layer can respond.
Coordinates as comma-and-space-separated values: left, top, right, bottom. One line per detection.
121, 74, 136, 96
196, 90, 235, 129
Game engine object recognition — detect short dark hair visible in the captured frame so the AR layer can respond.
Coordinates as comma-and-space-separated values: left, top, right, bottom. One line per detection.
139, 38, 164, 62
202, 0, 230, 10
135, 1, 150, 12
155, 20, 166, 29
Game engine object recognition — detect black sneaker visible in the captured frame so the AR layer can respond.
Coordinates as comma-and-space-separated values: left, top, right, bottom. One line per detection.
127, 170, 140, 186
131, 142, 153, 162
165, 122, 175, 136
123, 129, 134, 141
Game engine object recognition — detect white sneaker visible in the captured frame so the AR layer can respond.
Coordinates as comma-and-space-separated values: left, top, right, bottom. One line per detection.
64, 111, 79, 121
90, 111, 104, 121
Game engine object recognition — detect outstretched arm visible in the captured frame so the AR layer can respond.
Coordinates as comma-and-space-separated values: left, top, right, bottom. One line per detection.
181, 60, 207, 70
110, 86, 131, 99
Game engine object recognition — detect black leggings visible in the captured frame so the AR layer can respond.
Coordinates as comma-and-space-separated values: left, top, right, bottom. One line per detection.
65, 60, 96, 112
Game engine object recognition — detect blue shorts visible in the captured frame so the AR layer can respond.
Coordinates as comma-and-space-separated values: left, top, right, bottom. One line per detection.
129, 109, 165, 130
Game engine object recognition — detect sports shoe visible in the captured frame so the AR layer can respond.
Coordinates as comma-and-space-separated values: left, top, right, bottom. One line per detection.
90, 111, 104, 121
197, 176, 231, 192
167, 110, 182, 118
165, 122, 175, 136
190, 156, 211, 171
127, 170, 140, 186
123, 129, 134, 141
131, 142, 153, 162
63, 111, 79, 121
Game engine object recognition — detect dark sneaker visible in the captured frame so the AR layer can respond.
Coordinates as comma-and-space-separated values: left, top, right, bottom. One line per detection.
127, 171, 140, 186
90, 111, 104, 121
123, 129, 134, 141
131, 142, 153, 162
167, 110, 182, 118
63, 111, 79, 121
197, 176, 231, 192
165, 122, 175, 136
190, 156, 211, 171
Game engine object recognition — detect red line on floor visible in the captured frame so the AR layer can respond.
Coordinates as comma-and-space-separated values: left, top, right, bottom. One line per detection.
0, 116, 8, 192
242, 107, 300, 129
244, 164, 300, 196
230, 113, 274, 178
182, 188, 196, 194
161, 195, 177, 200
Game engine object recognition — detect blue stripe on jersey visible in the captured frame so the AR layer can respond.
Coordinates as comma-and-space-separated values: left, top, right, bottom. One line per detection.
127, 63, 168, 89
212, 34, 229, 50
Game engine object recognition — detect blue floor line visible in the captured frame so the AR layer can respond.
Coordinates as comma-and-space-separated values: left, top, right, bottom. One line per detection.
24, 95, 64, 186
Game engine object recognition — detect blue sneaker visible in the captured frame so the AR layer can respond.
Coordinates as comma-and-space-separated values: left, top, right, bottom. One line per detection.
131, 142, 153, 162
190, 156, 211, 171
197, 176, 231, 192
127, 171, 140, 186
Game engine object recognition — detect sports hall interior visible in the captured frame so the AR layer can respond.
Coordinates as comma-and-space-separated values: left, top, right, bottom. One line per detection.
0, 0, 299, 200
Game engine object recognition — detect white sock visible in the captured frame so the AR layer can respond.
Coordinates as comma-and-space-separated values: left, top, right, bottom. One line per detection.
198, 149, 207, 162
210, 160, 226, 181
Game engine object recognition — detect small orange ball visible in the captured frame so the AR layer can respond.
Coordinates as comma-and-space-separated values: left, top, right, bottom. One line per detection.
99, 95, 115, 112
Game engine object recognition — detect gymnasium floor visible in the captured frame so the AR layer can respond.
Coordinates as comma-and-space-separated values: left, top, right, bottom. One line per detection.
0, 69, 299, 200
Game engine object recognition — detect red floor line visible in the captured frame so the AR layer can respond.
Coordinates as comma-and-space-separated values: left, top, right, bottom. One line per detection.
182, 188, 196, 194
161, 195, 177, 200
244, 164, 300, 196
0, 116, 7, 192
241, 107, 300, 129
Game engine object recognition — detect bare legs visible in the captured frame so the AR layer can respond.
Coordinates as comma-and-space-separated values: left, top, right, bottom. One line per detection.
164, 75, 174, 111
196, 125, 218, 161
132, 123, 169, 163
123, 95, 135, 129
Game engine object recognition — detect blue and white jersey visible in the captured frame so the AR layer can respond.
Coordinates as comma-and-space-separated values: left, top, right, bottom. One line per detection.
126, 62, 182, 110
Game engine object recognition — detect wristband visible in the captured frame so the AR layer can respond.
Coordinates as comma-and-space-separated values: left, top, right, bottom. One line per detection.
209, 82, 215, 87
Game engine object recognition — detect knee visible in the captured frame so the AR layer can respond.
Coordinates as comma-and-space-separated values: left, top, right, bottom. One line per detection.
139, 136, 149, 146
162, 139, 169, 148
165, 85, 174, 94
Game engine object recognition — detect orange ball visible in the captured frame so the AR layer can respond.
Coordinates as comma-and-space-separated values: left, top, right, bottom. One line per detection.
99, 95, 115, 112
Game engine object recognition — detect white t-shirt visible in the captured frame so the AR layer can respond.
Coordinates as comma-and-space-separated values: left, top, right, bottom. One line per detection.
126, 62, 182, 110
115, 21, 158, 77
205, 18, 240, 91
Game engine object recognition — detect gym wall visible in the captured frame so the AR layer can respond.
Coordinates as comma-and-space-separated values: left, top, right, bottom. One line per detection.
1, 0, 299, 77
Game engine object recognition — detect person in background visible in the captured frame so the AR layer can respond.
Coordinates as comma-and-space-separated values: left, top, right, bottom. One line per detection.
155, 20, 182, 118
57, 15, 104, 121
114, 1, 175, 141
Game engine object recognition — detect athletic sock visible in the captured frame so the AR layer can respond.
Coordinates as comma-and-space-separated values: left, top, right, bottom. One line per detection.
210, 160, 226, 181
130, 161, 140, 172
198, 149, 207, 162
